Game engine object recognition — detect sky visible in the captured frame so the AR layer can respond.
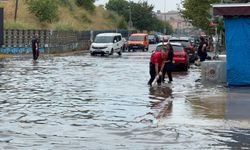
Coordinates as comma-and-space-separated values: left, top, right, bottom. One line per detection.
95, 0, 182, 12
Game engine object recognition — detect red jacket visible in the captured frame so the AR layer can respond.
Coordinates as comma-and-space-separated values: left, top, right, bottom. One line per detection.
150, 52, 168, 68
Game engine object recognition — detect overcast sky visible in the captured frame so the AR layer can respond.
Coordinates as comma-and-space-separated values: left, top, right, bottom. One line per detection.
95, 0, 182, 12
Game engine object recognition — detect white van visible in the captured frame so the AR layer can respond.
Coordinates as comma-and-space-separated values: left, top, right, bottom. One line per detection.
90, 33, 123, 56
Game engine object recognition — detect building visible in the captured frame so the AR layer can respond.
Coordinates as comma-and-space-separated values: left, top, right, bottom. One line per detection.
155, 10, 193, 35
213, 3, 250, 86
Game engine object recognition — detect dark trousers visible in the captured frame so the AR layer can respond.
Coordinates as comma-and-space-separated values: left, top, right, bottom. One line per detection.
163, 63, 173, 82
198, 52, 207, 62
32, 48, 39, 60
148, 62, 161, 85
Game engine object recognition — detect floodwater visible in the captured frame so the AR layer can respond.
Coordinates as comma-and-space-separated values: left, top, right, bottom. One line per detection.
0, 49, 250, 149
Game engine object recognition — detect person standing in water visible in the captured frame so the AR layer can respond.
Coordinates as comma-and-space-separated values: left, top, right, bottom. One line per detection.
32, 34, 40, 62
162, 43, 174, 83
148, 47, 168, 86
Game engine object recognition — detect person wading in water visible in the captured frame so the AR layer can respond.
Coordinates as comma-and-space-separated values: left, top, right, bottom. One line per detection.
148, 47, 168, 86
32, 34, 40, 63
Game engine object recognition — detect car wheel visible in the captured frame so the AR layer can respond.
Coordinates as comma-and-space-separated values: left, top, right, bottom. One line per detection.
118, 51, 122, 56
142, 47, 145, 52
90, 53, 95, 56
183, 66, 188, 71
110, 49, 114, 55
122, 45, 125, 52
118, 48, 122, 56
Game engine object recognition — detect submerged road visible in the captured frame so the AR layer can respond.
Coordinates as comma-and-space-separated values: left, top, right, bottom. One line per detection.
0, 47, 250, 149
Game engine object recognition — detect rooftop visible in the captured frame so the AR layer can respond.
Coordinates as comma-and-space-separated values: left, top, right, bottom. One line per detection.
212, 3, 250, 16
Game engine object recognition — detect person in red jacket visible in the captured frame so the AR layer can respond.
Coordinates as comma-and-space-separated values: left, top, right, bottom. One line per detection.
148, 47, 168, 86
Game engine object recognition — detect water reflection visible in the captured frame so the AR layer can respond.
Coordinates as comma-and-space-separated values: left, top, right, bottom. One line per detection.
186, 95, 226, 119
149, 85, 173, 119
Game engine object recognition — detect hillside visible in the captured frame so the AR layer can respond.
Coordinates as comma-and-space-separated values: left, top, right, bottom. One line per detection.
0, 0, 120, 30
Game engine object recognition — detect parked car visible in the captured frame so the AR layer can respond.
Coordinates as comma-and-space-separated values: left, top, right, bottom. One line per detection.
155, 42, 189, 71
169, 37, 195, 63
158, 35, 171, 42
148, 34, 157, 44
90, 33, 123, 56
127, 33, 149, 52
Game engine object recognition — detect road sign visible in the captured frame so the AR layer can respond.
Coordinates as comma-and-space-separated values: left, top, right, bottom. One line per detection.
0, 8, 3, 46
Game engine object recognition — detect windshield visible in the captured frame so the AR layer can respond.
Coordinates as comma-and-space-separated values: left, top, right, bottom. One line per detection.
169, 40, 190, 47
129, 36, 144, 41
94, 36, 114, 43
156, 45, 184, 52
149, 35, 155, 39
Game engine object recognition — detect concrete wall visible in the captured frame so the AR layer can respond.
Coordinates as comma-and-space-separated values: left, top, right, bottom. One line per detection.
201, 60, 227, 84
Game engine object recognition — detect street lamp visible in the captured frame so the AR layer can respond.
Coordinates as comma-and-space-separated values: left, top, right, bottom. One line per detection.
163, 0, 167, 34
14, 0, 19, 22
128, 1, 133, 30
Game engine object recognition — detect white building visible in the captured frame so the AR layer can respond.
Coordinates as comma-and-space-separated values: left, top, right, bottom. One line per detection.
156, 10, 193, 35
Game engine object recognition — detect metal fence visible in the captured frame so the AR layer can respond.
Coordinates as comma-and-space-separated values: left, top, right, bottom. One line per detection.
0, 29, 136, 54
0, 8, 4, 46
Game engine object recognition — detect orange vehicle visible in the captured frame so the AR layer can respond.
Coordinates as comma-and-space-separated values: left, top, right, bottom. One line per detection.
127, 33, 149, 52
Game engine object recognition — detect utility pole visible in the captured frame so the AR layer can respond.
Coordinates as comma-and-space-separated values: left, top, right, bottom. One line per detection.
14, 0, 19, 22
164, 0, 166, 34
128, 1, 133, 30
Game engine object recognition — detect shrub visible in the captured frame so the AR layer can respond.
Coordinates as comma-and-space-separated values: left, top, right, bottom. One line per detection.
27, 0, 59, 23
117, 17, 127, 29
81, 14, 92, 24
75, 0, 95, 12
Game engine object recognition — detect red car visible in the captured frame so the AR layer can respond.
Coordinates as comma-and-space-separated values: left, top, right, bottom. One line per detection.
155, 42, 189, 71
169, 37, 195, 63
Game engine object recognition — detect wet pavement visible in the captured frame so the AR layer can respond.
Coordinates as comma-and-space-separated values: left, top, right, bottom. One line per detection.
0, 46, 250, 149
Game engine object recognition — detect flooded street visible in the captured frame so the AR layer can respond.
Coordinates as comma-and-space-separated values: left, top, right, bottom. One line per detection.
0, 47, 250, 149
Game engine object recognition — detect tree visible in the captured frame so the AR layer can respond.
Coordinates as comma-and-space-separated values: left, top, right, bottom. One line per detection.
106, 0, 173, 32
180, 0, 221, 34
106, 0, 130, 21
117, 17, 128, 29
76, 0, 95, 12
27, 0, 59, 23
130, 1, 155, 31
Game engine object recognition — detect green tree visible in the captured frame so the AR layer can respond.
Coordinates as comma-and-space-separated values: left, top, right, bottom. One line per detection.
106, 0, 130, 21
151, 17, 173, 34
181, 0, 220, 34
27, 0, 59, 23
76, 0, 95, 12
106, 0, 173, 32
130, 1, 155, 31
117, 17, 128, 29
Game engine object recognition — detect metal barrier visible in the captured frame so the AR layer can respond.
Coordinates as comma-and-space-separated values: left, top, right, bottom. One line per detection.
0, 29, 137, 54
0, 8, 3, 46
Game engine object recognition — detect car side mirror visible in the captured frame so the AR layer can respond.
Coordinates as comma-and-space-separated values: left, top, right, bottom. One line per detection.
114, 40, 117, 43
